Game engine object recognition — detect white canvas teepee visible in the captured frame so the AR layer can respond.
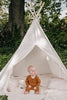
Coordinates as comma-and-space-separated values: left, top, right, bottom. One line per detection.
0, 18, 67, 92
0, 2, 67, 100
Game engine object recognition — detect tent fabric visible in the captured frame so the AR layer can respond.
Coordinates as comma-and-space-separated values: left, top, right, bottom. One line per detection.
0, 19, 67, 100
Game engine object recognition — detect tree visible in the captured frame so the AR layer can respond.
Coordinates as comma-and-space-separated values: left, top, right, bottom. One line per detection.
0, 0, 24, 37
40, 0, 61, 30
0, 0, 9, 32
8, 0, 24, 36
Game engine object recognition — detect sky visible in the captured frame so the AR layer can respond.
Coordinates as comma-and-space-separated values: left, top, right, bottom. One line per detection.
25, 0, 67, 19
59, 0, 67, 19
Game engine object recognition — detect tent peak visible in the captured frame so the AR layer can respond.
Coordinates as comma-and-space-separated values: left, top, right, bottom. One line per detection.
27, 1, 45, 19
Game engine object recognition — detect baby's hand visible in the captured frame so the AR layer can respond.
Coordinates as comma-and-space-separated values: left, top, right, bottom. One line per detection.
29, 85, 31, 88
34, 87, 36, 90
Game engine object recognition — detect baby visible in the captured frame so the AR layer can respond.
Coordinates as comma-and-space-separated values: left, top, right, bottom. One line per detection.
24, 65, 41, 94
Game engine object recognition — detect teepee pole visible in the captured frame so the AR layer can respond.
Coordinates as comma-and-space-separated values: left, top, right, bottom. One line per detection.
27, 2, 45, 19
36, 2, 45, 18
39, 1, 42, 6
27, 5, 35, 18
31, 2, 37, 17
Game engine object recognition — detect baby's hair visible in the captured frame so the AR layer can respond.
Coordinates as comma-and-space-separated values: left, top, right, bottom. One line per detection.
28, 65, 35, 72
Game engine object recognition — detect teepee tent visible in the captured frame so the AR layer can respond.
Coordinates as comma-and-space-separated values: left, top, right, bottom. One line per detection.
0, 2, 67, 100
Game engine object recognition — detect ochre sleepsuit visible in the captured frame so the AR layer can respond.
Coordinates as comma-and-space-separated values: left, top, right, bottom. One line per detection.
25, 75, 41, 93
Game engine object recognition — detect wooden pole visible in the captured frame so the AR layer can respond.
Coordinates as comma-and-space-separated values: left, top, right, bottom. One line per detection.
36, 2, 45, 19
31, 2, 36, 17
39, 1, 42, 6
27, 5, 35, 18
27, 2, 45, 19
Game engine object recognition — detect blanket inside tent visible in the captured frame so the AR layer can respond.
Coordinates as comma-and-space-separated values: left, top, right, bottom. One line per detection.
5, 74, 67, 100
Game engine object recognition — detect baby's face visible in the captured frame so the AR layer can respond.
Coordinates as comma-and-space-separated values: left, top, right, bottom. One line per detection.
29, 67, 36, 76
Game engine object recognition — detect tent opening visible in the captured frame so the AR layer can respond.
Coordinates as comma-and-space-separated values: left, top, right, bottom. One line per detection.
12, 45, 55, 78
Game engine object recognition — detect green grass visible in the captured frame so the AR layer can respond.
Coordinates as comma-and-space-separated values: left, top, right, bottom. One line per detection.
0, 96, 7, 100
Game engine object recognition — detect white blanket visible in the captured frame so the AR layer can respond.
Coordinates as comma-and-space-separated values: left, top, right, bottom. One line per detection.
6, 74, 67, 100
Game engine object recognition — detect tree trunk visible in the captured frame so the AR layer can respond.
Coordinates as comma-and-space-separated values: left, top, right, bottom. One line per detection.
8, 0, 24, 36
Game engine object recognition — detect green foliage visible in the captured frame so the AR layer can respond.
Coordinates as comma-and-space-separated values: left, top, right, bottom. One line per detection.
40, 0, 61, 29
44, 19, 67, 68
0, 51, 12, 71
0, 0, 10, 32
0, 27, 22, 46
47, 19, 67, 48
0, 29, 22, 71
0, 96, 7, 100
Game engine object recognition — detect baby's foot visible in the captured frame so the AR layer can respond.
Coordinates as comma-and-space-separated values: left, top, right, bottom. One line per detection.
35, 91, 39, 94
24, 91, 29, 94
